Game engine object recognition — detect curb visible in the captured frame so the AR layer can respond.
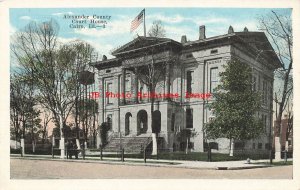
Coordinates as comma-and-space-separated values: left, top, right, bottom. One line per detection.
10, 155, 270, 170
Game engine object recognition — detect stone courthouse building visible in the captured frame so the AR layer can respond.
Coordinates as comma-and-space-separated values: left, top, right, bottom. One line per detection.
92, 25, 281, 154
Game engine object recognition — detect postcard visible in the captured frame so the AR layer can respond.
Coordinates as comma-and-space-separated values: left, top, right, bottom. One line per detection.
0, 0, 299, 190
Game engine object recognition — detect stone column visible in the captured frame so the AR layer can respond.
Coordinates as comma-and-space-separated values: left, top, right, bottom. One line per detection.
113, 76, 120, 106
134, 68, 139, 103
166, 63, 171, 100
113, 76, 120, 134
98, 77, 104, 124
97, 77, 104, 148
121, 68, 126, 104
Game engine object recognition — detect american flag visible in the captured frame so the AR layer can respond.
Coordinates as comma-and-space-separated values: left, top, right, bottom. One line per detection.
130, 9, 144, 33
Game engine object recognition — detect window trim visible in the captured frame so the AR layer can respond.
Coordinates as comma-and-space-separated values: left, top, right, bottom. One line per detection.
210, 67, 219, 93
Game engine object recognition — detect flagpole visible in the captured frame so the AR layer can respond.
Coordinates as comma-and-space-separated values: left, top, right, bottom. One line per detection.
143, 9, 146, 37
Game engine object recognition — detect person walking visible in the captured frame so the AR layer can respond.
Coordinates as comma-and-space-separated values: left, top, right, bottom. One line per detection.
68, 141, 73, 159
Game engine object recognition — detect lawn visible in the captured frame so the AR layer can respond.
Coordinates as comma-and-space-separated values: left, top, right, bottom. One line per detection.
88, 151, 269, 162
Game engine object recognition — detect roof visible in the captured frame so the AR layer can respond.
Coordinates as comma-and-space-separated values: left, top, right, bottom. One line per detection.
183, 32, 281, 69
92, 31, 281, 70
111, 36, 182, 56
90, 57, 121, 70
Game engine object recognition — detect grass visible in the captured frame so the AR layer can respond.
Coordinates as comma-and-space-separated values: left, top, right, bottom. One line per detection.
88, 152, 268, 162
84, 157, 180, 165
11, 148, 274, 162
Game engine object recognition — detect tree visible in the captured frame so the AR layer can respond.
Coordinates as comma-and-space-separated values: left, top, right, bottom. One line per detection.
11, 19, 97, 158
11, 19, 70, 158
203, 58, 264, 156
258, 10, 293, 159
10, 74, 41, 152
148, 20, 166, 38
65, 40, 97, 149
41, 110, 52, 144
74, 98, 98, 147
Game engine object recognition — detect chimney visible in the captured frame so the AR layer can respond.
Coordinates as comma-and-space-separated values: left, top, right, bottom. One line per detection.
181, 35, 187, 43
199, 25, 206, 40
102, 55, 107, 61
228, 26, 234, 34
244, 27, 249, 32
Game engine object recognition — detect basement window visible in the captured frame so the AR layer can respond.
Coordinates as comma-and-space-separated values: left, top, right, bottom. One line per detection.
106, 69, 111, 73
210, 49, 218, 54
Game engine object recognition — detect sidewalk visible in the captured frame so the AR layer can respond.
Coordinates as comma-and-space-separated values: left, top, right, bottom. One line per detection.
11, 154, 291, 170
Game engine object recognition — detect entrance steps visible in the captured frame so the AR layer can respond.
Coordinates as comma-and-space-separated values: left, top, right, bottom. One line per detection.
103, 135, 152, 154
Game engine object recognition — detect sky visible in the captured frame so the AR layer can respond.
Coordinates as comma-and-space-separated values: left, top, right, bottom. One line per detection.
10, 8, 291, 60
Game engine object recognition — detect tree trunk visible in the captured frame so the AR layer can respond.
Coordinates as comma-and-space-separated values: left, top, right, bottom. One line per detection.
59, 114, 65, 159
31, 124, 35, 153
150, 84, 158, 155
274, 136, 281, 161
32, 140, 35, 153
52, 136, 55, 147
185, 137, 189, 155
76, 139, 80, 150
152, 133, 158, 155
274, 120, 281, 161
229, 138, 234, 156
21, 138, 25, 156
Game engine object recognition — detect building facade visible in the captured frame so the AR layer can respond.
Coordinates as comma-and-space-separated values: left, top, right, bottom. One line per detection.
92, 25, 281, 154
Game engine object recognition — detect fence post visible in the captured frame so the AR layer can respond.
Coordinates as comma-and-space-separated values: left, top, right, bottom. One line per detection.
83, 147, 85, 160
207, 145, 212, 162
100, 145, 103, 160
52, 144, 54, 159
66, 146, 69, 159
20, 147, 23, 157
121, 148, 125, 162
284, 150, 287, 164
144, 147, 146, 163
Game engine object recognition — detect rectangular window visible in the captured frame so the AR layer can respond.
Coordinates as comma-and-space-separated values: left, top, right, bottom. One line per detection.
258, 143, 262, 149
265, 143, 270, 150
171, 113, 175, 132
234, 142, 245, 150
125, 74, 131, 94
262, 80, 267, 104
252, 143, 255, 149
210, 67, 219, 93
186, 109, 193, 128
186, 71, 194, 94
106, 83, 113, 104
264, 115, 268, 133
252, 76, 257, 91
210, 49, 218, 54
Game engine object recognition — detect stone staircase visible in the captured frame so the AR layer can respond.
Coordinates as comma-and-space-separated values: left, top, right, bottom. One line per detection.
103, 135, 152, 154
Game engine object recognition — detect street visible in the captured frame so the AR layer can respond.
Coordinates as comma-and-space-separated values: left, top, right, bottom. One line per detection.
10, 158, 292, 179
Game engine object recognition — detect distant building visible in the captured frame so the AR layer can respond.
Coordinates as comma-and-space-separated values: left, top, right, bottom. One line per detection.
275, 114, 293, 152
92, 25, 281, 154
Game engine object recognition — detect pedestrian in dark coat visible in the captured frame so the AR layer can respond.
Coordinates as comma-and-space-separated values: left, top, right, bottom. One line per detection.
73, 143, 78, 159
68, 141, 74, 159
